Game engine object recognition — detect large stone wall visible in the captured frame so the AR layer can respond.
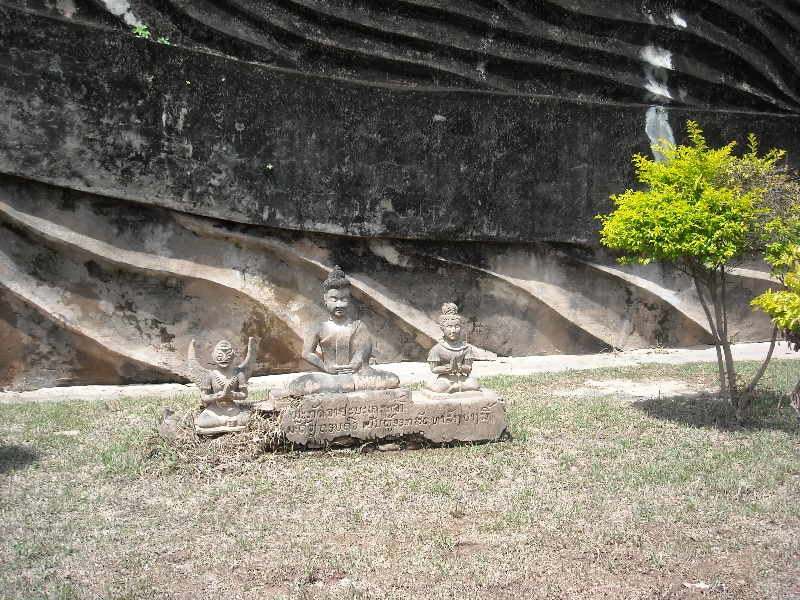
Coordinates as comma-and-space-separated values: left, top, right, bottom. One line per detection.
0, 1, 797, 389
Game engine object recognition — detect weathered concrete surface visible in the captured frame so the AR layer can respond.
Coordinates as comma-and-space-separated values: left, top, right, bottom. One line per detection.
274, 388, 507, 448
0, 174, 779, 390
1, 5, 799, 242
0, 1, 796, 389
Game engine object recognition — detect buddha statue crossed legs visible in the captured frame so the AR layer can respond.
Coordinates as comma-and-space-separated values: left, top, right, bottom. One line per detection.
286, 266, 400, 395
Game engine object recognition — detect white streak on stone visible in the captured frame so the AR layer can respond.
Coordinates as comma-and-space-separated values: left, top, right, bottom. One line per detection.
641, 45, 673, 70
101, 0, 127, 16
176, 107, 188, 133
476, 61, 487, 78
670, 12, 687, 28
368, 240, 411, 268
645, 107, 675, 162
56, 0, 77, 17
432, 114, 447, 122
642, 45, 673, 100
645, 76, 672, 99
100, 0, 143, 27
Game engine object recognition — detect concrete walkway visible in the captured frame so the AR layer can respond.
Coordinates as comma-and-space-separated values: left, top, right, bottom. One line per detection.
2, 341, 799, 403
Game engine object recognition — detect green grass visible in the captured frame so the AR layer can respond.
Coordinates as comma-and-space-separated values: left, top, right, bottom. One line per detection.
0, 360, 799, 599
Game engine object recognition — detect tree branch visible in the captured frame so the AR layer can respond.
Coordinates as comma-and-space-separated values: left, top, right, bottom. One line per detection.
737, 326, 778, 420
715, 268, 738, 416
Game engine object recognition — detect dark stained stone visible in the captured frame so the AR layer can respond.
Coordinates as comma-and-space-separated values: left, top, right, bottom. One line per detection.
1, 5, 799, 243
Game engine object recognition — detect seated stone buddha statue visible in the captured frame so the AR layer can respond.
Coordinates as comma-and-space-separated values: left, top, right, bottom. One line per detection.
286, 266, 400, 395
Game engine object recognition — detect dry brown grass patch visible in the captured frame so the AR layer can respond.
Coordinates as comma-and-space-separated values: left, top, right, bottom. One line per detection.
1, 360, 799, 599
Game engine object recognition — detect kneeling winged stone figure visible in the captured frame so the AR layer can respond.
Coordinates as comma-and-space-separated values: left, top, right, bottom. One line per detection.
188, 337, 257, 433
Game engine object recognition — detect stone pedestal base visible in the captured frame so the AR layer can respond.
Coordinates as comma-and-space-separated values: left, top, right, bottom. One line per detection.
257, 387, 507, 448
195, 423, 249, 435
419, 388, 486, 400
194, 403, 251, 435
253, 389, 293, 413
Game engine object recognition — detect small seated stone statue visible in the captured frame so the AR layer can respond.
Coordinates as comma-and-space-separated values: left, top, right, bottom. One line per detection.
188, 337, 257, 434
286, 266, 400, 395
425, 303, 481, 394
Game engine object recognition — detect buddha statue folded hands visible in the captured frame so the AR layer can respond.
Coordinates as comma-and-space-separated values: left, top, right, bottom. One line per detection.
286, 266, 400, 395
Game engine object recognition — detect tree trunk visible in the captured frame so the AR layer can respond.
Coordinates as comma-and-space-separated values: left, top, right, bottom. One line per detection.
692, 269, 733, 421
714, 269, 739, 422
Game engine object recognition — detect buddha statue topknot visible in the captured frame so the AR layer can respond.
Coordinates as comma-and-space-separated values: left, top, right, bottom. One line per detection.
286, 266, 400, 395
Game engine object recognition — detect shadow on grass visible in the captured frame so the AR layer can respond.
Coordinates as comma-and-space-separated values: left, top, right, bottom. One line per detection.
0, 443, 39, 474
631, 390, 800, 432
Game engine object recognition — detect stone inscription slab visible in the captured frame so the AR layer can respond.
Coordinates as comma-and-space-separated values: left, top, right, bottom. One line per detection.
278, 388, 507, 447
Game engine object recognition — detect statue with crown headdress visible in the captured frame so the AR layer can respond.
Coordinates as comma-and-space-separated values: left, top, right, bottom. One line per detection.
285, 266, 400, 395
424, 303, 482, 395
188, 337, 257, 434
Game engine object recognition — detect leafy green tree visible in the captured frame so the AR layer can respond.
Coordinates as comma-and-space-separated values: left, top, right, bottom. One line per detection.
597, 121, 800, 423
751, 248, 800, 347
751, 237, 800, 416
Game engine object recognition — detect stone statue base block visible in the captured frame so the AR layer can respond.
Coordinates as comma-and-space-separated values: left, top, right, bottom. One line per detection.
195, 424, 248, 435
274, 387, 507, 448
419, 389, 486, 400
253, 390, 289, 413
194, 402, 251, 436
